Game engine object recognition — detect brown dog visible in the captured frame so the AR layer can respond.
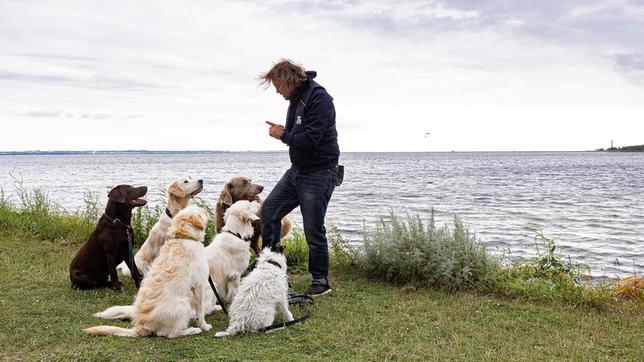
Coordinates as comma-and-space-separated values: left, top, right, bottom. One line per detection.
215, 176, 292, 254
70, 185, 147, 291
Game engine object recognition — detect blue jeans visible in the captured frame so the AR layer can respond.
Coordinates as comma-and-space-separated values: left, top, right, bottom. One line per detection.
261, 165, 337, 285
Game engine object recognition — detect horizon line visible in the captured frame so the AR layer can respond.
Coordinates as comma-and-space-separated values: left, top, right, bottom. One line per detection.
0, 149, 610, 155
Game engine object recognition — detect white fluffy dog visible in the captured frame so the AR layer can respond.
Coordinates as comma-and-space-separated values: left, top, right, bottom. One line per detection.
85, 206, 212, 338
204, 200, 260, 314
215, 248, 293, 337
119, 178, 203, 277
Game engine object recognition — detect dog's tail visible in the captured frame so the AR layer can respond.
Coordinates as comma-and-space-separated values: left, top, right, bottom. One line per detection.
93, 305, 135, 320
117, 261, 132, 277
83, 325, 144, 337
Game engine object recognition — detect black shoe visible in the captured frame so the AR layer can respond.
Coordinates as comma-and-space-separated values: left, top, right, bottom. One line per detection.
305, 283, 332, 297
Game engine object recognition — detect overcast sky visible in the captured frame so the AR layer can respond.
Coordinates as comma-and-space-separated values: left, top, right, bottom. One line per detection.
1, 0, 643, 152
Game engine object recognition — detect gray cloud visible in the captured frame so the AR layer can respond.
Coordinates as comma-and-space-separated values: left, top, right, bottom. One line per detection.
257, 0, 644, 84
19, 110, 111, 119
615, 53, 644, 71
20, 110, 63, 118
0, 69, 161, 91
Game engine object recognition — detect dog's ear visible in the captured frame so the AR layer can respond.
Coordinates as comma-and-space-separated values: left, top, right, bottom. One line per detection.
241, 210, 260, 223
168, 181, 184, 199
188, 213, 206, 231
219, 183, 233, 206
271, 243, 286, 254
107, 185, 127, 203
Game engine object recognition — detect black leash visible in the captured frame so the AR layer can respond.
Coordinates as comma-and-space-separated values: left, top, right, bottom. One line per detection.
207, 276, 314, 333
103, 214, 137, 277
208, 276, 229, 316
256, 294, 314, 333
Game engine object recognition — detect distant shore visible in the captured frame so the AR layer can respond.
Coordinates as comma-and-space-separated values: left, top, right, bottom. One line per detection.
1, 149, 642, 155
596, 144, 644, 152
0, 150, 285, 156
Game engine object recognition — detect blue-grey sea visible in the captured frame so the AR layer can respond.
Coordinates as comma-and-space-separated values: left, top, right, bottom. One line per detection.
1, 151, 642, 277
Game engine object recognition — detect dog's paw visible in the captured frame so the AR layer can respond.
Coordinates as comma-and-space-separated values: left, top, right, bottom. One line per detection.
286, 311, 294, 322
214, 331, 229, 338
200, 323, 212, 331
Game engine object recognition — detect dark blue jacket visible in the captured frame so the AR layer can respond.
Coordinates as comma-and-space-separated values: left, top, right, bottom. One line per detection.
280, 71, 340, 172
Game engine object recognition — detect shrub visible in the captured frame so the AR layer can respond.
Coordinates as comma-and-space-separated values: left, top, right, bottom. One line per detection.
360, 209, 500, 291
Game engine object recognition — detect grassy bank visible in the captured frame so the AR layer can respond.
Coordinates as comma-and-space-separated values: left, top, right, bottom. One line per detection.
1, 187, 642, 360
1, 229, 643, 361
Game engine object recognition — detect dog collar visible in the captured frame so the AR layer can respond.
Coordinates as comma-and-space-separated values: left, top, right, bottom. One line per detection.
102, 213, 131, 230
266, 259, 282, 269
224, 229, 252, 242
165, 208, 173, 219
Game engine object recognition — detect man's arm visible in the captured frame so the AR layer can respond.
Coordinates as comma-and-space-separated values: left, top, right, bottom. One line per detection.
280, 95, 334, 149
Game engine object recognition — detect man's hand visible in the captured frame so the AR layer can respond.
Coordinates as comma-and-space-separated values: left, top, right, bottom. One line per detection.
266, 121, 285, 140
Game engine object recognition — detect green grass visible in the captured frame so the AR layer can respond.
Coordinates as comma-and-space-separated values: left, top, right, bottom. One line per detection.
1, 230, 643, 361
1, 186, 642, 360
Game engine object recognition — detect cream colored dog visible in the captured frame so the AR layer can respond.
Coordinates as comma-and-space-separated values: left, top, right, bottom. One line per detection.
204, 200, 259, 314
215, 248, 293, 337
215, 176, 293, 255
119, 178, 203, 277
85, 206, 211, 338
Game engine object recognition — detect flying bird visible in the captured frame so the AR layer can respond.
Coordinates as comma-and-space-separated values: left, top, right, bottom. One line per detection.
424, 132, 430, 138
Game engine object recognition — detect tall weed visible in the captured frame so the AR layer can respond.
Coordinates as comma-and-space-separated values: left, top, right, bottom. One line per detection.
496, 229, 614, 308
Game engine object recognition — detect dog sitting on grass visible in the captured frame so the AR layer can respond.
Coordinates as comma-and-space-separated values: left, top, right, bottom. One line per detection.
69, 185, 147, 291
85, 206, 211, 338
118, 178, 203, 277
215, 247, 293, 337
215, 176, 293, 255
204, 200, 260, 314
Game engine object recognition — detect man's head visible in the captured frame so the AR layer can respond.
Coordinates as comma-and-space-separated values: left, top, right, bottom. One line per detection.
259, 59, 307, 100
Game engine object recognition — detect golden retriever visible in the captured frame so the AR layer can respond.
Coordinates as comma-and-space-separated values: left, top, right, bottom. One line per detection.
85, 206, 211, 338
119, 178, 203, 277
205, 200, 260, 313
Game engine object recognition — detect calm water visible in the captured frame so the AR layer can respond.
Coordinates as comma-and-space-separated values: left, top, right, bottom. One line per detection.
1, 152, 642, 277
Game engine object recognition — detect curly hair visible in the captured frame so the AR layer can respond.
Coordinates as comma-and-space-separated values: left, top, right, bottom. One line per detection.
259, 59, 307, 89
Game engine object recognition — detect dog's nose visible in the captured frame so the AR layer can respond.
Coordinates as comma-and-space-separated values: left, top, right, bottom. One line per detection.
258, 185, 264, 192
198, 179, 203, 184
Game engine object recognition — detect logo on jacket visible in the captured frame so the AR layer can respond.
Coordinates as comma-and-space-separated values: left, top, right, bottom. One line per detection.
296, 116, 302, 125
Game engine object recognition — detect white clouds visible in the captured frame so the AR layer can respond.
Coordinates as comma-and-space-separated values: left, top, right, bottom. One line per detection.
0, 0, 643, 152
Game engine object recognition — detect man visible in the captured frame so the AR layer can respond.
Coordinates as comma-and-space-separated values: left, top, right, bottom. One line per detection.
260, 59, 340, 296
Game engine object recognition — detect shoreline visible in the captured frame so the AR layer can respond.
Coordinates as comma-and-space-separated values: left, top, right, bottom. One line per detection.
1, 149, 640, 155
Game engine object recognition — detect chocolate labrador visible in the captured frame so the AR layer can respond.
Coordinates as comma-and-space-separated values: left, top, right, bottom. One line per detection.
69, 185, 147, 291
